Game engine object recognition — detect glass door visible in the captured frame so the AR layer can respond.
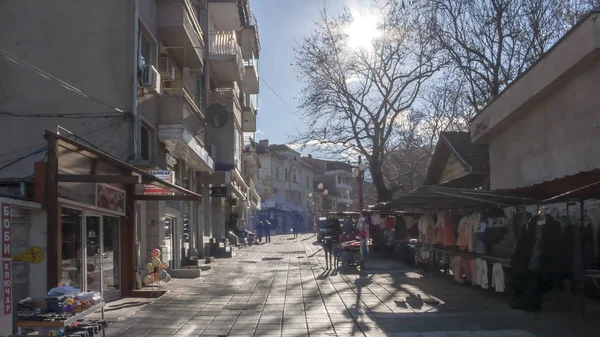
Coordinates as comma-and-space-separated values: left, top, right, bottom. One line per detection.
85, 215, 102, 294
102, 216, 120, 300
83, 214, 121, 301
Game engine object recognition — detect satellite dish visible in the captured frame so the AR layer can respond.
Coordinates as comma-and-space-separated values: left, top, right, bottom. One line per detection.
207, 104, 229, 128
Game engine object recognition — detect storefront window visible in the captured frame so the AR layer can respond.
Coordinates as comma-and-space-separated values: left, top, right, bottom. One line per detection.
61, 207, 83, 289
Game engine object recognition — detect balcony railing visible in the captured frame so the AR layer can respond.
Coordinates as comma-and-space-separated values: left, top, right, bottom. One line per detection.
162, 87, 203, 118
183, 0, 204, 45
209, 31, 245, 77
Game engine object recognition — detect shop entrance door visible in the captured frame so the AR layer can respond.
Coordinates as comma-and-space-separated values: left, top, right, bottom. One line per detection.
84, 214, 121, 301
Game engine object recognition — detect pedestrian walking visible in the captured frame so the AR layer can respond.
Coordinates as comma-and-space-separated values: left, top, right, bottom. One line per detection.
322, 235, 337, 269
257, 221, 264, 243
265, 220, 272, 243
293, 221, 299, 238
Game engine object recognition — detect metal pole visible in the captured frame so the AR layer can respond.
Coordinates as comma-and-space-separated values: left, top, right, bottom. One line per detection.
358, 155, 364, 216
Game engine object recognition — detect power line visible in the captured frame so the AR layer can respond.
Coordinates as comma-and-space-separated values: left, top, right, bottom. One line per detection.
259, 77, 308, 126
0, 118, 128, 170
0, 48, 126, 113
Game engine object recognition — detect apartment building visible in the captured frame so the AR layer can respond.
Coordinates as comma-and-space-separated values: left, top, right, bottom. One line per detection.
0, 0, 260, 299
255, 140, 314, 233
302, 156, 355, 215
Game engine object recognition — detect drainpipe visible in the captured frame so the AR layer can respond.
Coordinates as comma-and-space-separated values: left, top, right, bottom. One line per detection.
132, 0, 140, 160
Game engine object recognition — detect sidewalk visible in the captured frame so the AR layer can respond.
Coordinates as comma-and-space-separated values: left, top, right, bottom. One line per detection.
104, 234, 600, 337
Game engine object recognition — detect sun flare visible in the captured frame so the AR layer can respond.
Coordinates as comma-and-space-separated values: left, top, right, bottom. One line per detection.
344, 8, 382, 50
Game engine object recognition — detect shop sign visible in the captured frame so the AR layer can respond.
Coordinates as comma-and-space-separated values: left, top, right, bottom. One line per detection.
144, 170, 175, 195
96, 184, 126, 213
2, 260, 10, 314
1, 204, 9, 259
210, 186, 227, 198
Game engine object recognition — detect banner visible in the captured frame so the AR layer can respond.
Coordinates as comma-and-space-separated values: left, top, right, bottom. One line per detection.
2, 260, 10, 315
1, 204, 10, 259
96, 184, 126, 213
1, 203, 11, 315
144, 170, 175, 195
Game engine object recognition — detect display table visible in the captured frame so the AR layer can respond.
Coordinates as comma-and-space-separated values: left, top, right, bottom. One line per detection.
16, 302, 106, 336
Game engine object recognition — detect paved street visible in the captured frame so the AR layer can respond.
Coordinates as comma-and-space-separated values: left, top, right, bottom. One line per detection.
105, 234, 599, 337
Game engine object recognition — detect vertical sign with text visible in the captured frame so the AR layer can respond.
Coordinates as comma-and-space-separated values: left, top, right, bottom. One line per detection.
1, 203, 11, 315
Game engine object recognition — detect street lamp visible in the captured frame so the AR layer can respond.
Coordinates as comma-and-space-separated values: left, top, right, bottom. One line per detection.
308, 183, 327, 235
352, 156, 368, 216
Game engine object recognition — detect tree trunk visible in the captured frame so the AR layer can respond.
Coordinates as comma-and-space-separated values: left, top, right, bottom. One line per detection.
370, 158, 393, 202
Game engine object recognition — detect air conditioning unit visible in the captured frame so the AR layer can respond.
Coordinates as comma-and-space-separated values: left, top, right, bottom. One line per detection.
141, 65, 161, 94
158, 57, 175, 81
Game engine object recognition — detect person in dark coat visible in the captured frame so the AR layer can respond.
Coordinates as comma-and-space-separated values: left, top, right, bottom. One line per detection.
510, 209, 562, 312
293, 221, 299, 238
265, 220, 272, 243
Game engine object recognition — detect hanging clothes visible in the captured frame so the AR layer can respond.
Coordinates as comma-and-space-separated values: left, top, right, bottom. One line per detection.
510, 214, 562, 311
581, 223, 595, 269
472, 258, 480, 286
418, 214, 435, 244
456, 216, 470, 250
453, 256, 462, 283
467, 213, 481, 252
385, 216, 396, 230
435, 212, 445, 245
441, 212, 456, 247
395, 215, 407, 240
480, 260, 489, 289
371, 213, 382, 226
405, 216, 418, 239
492, 263, 505, 292
562, 223, 575, 279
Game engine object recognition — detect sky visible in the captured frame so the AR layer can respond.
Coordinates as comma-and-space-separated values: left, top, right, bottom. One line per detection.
252, 0, 347, 150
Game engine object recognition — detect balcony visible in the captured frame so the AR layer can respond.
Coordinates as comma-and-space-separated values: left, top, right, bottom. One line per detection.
158, 0, 204, 68
241, 10, 261, 59
240, 93, 256, 132
208, 31, 245, 82
158, 88, 213, 171
242, 54, 259, 94
209, 82, 242, 128
208, 0, 251, 31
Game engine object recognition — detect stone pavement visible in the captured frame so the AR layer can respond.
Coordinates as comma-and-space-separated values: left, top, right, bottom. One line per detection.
105, 234, 600, 337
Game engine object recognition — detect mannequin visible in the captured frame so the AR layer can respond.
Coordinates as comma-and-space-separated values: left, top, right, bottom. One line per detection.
510, 207, 562, 311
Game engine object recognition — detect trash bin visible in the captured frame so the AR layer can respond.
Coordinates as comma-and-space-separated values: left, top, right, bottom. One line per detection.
248, 234, 254, 246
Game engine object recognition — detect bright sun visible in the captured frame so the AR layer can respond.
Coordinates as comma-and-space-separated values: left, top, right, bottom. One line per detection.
344, 8, 382, 50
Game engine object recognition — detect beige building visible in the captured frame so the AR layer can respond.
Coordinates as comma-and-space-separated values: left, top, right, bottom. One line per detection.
0, 0, 261, 297
302, 156, 355, 215
470, 10, 600, 191
255, 141, 314, 232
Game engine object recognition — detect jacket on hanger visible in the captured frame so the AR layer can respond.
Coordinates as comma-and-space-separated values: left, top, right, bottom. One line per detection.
395, 215, 407, 240
511, 214, 562, 279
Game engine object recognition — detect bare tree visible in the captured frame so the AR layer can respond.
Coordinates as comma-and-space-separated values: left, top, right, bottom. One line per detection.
293, 1, 443, 201
381, 72, 469, 192
429, 0, 589, 112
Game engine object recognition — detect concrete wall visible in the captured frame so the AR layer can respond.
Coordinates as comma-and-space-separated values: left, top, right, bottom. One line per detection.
0, 0, 135, 178
489, 58, 600, 190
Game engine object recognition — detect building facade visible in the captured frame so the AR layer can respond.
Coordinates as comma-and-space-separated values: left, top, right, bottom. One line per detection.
302, 156, 355, 216
0, 0, 261, 301
255, 140, 314, 233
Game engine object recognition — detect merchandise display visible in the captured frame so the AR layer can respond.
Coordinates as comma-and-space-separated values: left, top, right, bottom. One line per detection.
16, 287, 107, 336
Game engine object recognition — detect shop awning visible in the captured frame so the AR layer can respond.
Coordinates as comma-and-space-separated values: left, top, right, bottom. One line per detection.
498, 169, 600, 203
377, 185, 543, 212
46, 130, 202, 201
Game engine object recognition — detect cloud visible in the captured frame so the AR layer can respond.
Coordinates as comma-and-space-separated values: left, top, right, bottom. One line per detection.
288, 140, 363, 162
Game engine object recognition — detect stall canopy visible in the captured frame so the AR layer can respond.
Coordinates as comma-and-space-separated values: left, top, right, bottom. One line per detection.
499, 169, 600, 203
377, 185, 543, 212
46, 130, 202, 201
